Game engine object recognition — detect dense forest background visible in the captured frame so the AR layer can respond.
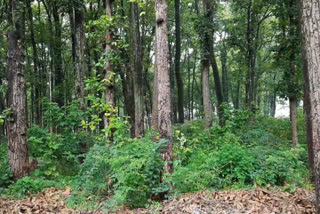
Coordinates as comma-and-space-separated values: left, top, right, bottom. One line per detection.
0, 0, 320, 213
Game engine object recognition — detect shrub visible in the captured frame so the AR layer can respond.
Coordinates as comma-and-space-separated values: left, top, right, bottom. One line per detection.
0, 142, 12, 188
2, 176, 62, 199
70, 131, 165, 209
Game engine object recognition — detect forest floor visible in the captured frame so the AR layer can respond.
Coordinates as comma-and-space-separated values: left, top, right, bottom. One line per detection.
0, 187, 315, 214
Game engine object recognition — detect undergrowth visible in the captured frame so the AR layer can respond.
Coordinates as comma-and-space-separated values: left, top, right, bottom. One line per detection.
0, 106, 311, 211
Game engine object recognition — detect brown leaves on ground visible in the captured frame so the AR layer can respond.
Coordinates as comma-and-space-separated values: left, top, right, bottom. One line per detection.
0, 188, 315, 214
0, 188, 91, 214
116, 188, 315, 214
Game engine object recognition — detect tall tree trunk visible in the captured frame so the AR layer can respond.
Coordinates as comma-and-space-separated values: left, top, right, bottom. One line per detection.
131, 3, 145, 137
155, 0, 173, 174
26, 0, 42, 126
288, 0, 299, 148
301, 1, 320, 212
51, 1, 64, 106
74, 0, 86, 103
202, 59, 212, 129
104, 0, 115, 140
289, 97, 298, 147
152, 34, 159, 131
175, 0, 184, 123
221, 42, 229, 103
202, 0, 225, 127
7, 0, 30, 180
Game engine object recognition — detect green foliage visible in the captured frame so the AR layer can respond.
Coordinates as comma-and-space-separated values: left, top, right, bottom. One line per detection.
1, 176, 62, 199
169, 115, 309, 195
69, 131, 165, 210
0, 142, 12, 188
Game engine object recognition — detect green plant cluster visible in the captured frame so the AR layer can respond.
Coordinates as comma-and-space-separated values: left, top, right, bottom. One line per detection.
68, 131, 166, 210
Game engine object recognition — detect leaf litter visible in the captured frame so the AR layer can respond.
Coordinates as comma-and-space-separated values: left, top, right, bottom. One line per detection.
0, 187, 315, 214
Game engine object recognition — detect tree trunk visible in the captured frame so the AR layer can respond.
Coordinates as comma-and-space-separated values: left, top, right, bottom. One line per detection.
104, 0, 115, 140
202, 59, 212, 129
131, 3, 145, 137
289, 97, 298, 147
221, 42, 229, 103
202, 0, 225, 127
7, 0, 30, 180
74, 0, 86, 103
51, 1, 64, 107
175, 0, 184, 123
155, 0, 173, 174
27, 0, 42, 126
301, 1, 320, 212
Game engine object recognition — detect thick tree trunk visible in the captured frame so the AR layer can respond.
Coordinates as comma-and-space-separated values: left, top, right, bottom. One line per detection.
131, 3, 145, 137
301, 1, 320, 212
175, 0, 184, 123
74, 0, 86, 103
104, 0, 115, 140
155, 0, 173, 174
7, 0, 29, 180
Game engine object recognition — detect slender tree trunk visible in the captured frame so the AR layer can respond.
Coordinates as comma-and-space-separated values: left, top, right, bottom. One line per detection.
51, 1, 64, 107
74, 0, 86, 103
221, 42, 229, 103
202, 59, 212, 129
27, 0, 42, 126
288, 0, 299, 147
131, 3, 145, 137
175, 0, 184, 123
152, 34, 159, 131
7, 0, 29, 180
104, 0, 115, 140
202, 0, 225, 127
289, 97, 298, 147
155, 0, 173, 174
301, 1, 320, 212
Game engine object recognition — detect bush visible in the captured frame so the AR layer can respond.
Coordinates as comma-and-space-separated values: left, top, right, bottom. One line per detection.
70, 131, 165, 209
254, 146, 309, 187
1, 176, 62, 199
0, 142, 12, 188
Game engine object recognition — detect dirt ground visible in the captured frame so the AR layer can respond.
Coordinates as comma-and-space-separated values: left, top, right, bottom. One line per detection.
0, 187, 315, 214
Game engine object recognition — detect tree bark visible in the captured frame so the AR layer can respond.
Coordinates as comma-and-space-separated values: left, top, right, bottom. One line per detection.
74, 0, 86, 103
51, 1, 64, 106
7, 0, 30, 180
175, 0, 184, 123
131, 3, 145, 137
104, 0, 115, 140
301, 1, 320, 212
155, 0, 173, 174
202, 59, 212, 129
26, 0, 42, 126
202, 0, 225, 127
289, 97, 298, 147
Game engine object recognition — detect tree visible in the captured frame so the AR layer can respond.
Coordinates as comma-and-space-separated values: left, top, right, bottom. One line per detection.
175, 0, 184, 123
301, 0, 320, 212
104, 0, 115, 140
131, 2, 145, 137
7, 0, 30, 180
74, 0, 86, 103
202, 0, 224, 127
155, 0, 173, 174
275, 0, 301, 147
